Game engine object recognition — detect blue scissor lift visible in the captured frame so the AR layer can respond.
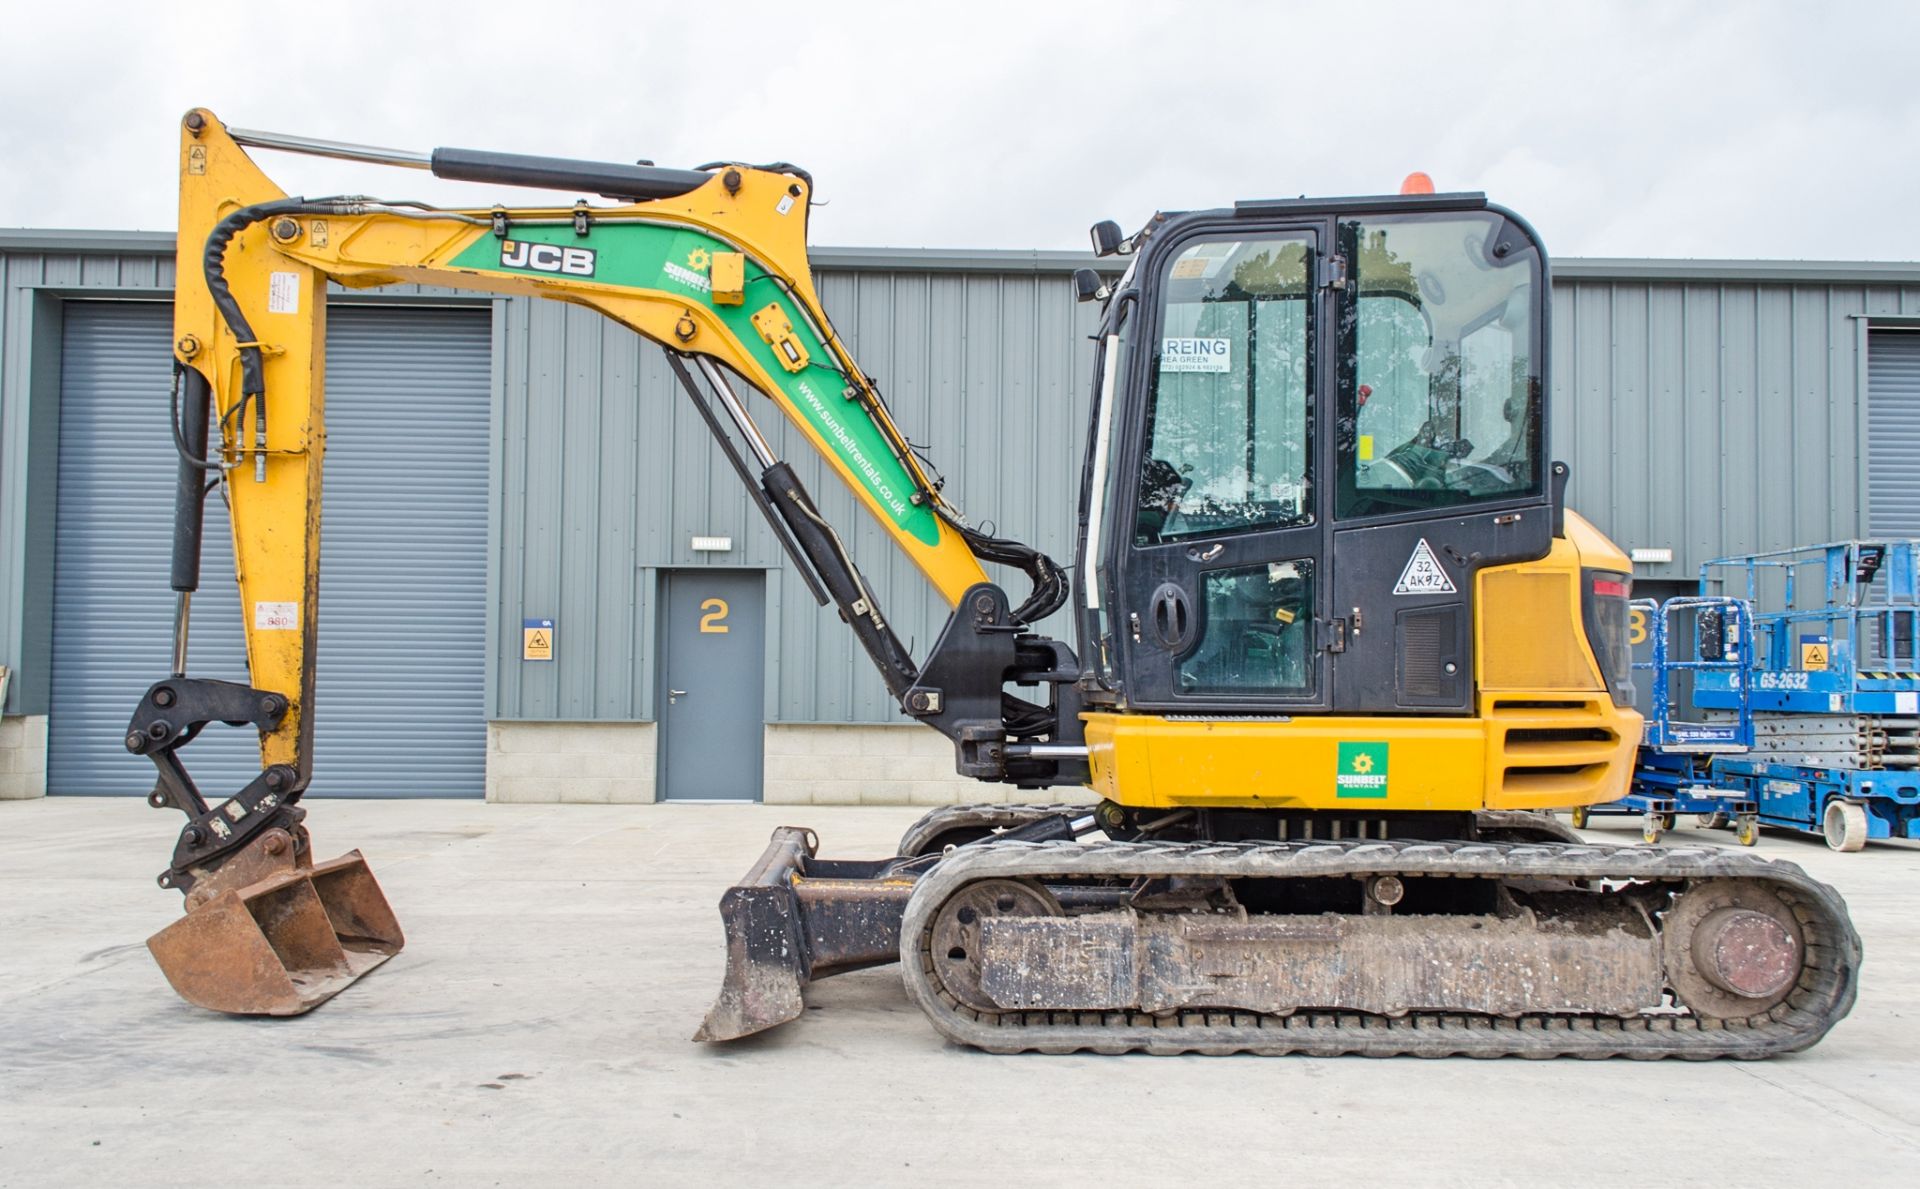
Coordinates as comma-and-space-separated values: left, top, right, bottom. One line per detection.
1583, 542, 1920, 851
1696, 541, 1920, 850
1573, 596, 1758, 844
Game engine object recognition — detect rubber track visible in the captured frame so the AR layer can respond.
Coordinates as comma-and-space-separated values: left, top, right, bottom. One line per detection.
898, 838, 1861, 1058
896, 803, 1088, 857
896, 803, 1585, 856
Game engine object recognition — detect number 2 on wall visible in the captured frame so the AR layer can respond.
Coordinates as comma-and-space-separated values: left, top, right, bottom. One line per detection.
699, 598, 730, 633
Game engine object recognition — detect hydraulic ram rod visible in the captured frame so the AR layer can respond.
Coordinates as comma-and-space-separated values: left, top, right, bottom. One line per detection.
226, 126, 432, 169
226, 124, 712, 201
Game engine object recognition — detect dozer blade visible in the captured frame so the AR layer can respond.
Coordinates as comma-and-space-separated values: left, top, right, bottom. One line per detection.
148, 850, 404, 1016
697, 827, 915, 1042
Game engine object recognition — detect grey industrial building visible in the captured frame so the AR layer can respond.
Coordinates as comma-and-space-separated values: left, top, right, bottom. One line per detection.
2, 228, 1918, 804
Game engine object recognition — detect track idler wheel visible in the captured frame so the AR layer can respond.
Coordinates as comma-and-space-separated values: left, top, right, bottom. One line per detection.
1663, 880, 1804, 1020
927, 878, 1062, 1012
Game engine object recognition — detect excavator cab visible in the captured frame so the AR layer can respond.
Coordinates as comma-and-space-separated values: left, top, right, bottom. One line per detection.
1079, 195, 1561, 720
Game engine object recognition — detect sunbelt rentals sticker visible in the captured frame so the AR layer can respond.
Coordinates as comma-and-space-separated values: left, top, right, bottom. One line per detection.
1336, 741, 1388, 798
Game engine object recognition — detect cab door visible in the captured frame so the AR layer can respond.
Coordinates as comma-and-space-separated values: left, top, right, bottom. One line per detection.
1113, 223, 1331, 712
1326, 208, 1554, 713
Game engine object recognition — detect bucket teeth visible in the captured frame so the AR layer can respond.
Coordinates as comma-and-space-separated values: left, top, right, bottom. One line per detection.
148, 850, 403, 1016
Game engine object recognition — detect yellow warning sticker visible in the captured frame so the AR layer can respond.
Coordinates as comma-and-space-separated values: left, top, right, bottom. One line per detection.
1801, 640, 1830, 671
523, 618, 554, 661
1358, 434, 1374, 461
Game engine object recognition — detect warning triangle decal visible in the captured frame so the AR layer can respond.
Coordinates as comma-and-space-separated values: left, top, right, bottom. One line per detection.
1393, 538, 1456, 595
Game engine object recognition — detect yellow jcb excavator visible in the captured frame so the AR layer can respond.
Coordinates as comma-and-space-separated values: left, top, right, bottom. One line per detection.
129, 109, 1859, 1056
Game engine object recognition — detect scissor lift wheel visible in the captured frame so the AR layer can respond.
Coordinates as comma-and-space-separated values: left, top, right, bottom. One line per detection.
1823, 800, 1869, 853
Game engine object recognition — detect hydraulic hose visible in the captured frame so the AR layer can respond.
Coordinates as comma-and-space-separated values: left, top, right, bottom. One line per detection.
953, 519, 1070, 626
202, 196, 314, 407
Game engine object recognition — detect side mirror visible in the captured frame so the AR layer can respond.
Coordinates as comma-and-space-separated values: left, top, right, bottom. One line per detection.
1072, 268, 1105, 303
1089, 219, 1124, 257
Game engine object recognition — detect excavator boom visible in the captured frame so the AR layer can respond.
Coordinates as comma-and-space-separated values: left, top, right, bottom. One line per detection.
136, 109, 1078, 1012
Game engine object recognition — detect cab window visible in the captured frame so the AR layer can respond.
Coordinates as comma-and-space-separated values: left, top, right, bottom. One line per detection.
1337, 213, 1540, 518
1136, 235, 1313, 544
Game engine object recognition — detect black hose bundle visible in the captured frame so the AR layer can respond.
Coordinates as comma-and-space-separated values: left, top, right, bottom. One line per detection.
952, 520, 1070, 626
202, 197, 315, 406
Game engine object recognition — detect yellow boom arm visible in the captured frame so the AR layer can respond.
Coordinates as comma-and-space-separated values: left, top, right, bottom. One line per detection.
167, 109, 1007, 781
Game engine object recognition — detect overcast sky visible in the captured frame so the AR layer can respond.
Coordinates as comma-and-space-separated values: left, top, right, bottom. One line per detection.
5, 1, 1916, 261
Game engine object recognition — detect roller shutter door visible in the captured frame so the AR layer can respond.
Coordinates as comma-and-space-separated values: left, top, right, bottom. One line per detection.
1869, 330, 1920, 538
48, 300, 491, 797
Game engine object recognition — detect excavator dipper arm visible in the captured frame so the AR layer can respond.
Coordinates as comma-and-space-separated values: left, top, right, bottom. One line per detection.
134, 109, 1080, 1014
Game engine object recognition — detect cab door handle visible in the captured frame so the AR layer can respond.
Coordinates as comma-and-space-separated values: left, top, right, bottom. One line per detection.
1323, 617, 1348, 654
1149, 584, 1193, 650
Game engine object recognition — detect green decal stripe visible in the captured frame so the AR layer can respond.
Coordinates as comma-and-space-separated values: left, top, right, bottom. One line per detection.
452, 224, 941, 546
1335, 789, 1389, 800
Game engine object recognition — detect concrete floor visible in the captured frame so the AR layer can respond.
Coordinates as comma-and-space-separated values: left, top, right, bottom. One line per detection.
1, 798, 1916, 1187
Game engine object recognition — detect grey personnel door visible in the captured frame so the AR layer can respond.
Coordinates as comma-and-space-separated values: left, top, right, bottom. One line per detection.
659, 570, 766, 801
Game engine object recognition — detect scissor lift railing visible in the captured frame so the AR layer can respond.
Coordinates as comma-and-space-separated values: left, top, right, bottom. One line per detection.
1579, 597, 1759, 843
1694, 541, 1920, 716
1637, 596, 1754, 752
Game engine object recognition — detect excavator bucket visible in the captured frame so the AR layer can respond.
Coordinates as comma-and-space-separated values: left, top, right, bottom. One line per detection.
148, 850, 403, 1016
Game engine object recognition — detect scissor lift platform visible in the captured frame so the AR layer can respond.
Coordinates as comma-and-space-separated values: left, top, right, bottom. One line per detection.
1582, 543, 1920, 850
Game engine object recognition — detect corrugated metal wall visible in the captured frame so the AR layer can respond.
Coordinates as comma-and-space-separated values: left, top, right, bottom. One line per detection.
6, 238, 1920, 727
491, 268, 1101, 723
1551, 276, 1920, 580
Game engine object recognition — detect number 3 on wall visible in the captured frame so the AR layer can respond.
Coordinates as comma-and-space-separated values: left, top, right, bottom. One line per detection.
699, 598, 730, 633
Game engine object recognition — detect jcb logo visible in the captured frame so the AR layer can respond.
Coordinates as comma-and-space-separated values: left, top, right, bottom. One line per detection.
500, 240, 596, 276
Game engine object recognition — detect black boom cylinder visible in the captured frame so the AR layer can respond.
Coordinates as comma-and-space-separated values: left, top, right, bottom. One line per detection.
430, 147, 712, 202
171, 367, 213, 593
